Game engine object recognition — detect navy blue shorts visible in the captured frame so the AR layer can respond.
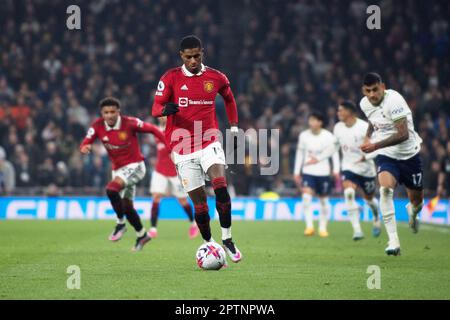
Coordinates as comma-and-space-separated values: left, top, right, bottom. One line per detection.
375, 153, 423, 191
302, 174, 331, 196
341, 170, 377, 195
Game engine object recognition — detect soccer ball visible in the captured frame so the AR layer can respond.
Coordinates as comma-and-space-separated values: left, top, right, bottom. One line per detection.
196, 242, 227, 270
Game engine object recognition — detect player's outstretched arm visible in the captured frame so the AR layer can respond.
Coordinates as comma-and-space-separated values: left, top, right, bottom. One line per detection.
133, 119, 171, 150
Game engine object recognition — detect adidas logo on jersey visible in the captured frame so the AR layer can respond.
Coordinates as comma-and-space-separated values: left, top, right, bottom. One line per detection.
181, 84, 188, 91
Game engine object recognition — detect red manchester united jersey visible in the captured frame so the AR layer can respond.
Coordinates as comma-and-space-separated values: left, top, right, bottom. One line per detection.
152, 64, 238, 155
80, 115, 166, 170
155, 133, 177, 177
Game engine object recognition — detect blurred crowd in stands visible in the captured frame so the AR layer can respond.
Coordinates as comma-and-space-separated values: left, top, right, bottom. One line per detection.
0, 0, 449, 198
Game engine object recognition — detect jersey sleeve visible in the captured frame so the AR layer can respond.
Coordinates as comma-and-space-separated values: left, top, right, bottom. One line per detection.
131, 117, 170, 150
218, 73, 238, 125
152, 71, 174, 117
79, 123, 98, 150
294, 133, 305, 175
388, 92, 410, 122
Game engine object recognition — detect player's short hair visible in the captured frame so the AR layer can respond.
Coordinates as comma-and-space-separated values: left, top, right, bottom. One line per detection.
309, 111, 326, 125
180, 35, 202, 51
99, 97, 121, 109
339, 100, 357, 113
363, 72, 383, 86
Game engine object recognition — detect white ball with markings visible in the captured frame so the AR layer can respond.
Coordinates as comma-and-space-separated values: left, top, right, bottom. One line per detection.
196, 242, 227, 270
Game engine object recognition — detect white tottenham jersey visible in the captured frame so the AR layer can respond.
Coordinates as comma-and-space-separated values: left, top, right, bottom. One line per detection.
360, 89, 422, 160
333, 119, 376, 177
294, 129, 339, 176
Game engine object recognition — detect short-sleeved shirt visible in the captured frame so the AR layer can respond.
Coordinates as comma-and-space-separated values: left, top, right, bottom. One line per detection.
360, 89, 422, 160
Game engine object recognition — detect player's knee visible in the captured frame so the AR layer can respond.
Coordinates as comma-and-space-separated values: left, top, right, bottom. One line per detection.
302, 193, 312, 205
212, 177, 230, 203
379, 187, 394, 214
344, 188, 355, 202
380, 186, 393, 198
319, 197, 329, 206
106, 181, 123, 193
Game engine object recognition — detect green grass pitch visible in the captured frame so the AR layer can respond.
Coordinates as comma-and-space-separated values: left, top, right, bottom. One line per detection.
0, 220, 449, 299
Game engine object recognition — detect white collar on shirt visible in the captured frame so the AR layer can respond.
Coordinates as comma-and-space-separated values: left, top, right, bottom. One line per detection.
105, 115, 121, 131
181, 63, 206, 77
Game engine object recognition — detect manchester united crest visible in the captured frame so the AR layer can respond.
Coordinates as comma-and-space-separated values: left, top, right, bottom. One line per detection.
203, 81, 214, 93
118, 131, 128, 141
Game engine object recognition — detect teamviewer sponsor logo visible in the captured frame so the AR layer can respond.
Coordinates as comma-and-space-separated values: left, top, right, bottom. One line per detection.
178, 97, 188, 107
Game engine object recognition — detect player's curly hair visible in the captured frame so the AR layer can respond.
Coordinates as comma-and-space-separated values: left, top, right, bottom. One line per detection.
180, 35, 202, 51
99, 97, 121, 109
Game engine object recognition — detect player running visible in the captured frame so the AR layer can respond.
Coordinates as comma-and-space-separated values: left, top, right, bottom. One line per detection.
333, 101, 381, 241
151, 35, 242, 262
80, 97, 168, 252
360, 73, 424, 256
149, 116, 199, 239
294, 112, 340, 237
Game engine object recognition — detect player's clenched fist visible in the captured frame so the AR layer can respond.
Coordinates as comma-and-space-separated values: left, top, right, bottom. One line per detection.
162, 102, 179, 116
360, 142, 377, 153
80, 144, 92, 154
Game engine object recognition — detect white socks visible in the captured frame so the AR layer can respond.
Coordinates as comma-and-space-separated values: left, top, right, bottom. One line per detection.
344, 188, 362, 234
319, 197, 330, 232
117, 218, 126, 225
379, 187, 399, 247
303, 194, 329, 231
221, 227, 232, 241
136, 228, 146, 237
365, 197, 380, 221
302, 193, 313, 229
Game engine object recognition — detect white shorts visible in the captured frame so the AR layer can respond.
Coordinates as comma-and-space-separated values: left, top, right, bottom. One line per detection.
150, 170, 187, 198
172, 141, 226, 192
112, 161, 146, 200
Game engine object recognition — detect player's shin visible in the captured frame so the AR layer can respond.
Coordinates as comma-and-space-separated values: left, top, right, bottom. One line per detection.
365, 197, 380, 220
319, 197, 330, 234
302, 193, 313, 230
106, 181, 125, 221
212, 177, 232, 240
182, 204, 194, 222
151, 201, 160, 228
379, 187, 400, 247
194, 203, 212, 241
122, 201, 145, 235
344, 188, 362, 234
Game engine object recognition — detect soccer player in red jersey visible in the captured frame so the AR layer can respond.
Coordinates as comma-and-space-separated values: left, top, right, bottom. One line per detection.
148, 116, 199, 239
80, 97, 168, 252
152, 35, 242, 262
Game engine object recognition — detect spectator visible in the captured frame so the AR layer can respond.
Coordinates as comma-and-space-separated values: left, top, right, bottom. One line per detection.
0, 146, 16, 194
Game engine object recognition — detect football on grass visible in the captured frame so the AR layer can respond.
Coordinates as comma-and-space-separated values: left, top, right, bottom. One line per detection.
196, 242, 227, 270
